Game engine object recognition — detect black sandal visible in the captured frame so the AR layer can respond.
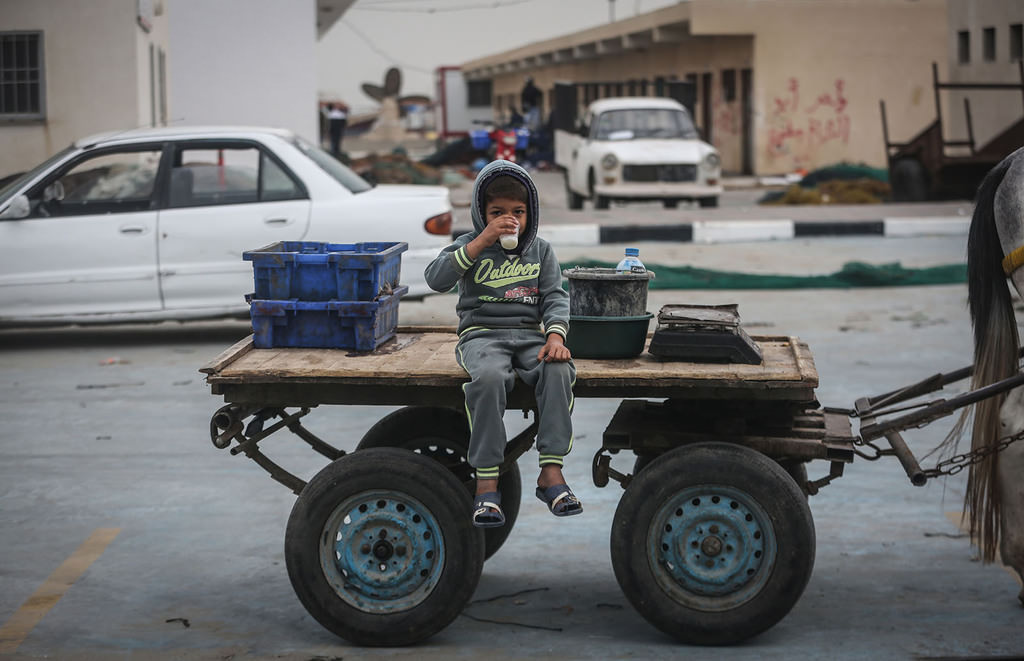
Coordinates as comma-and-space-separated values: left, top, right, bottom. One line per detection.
472, 491, 505, 528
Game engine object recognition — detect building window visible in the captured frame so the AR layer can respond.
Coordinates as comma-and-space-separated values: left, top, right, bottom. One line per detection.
1011, 24, 1022, 62
0, 31, 45, 119
467, 80, 491, 107
983, 27, 996, 62
722, 69, 736, 102
958, 30, 970, 64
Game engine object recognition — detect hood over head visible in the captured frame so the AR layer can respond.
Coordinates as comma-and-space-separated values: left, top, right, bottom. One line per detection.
470, 159, 539, 256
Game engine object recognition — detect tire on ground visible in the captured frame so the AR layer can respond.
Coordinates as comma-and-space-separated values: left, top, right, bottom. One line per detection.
611, 442, 815, 645
285, 447, 485, 646
357, 405, 521, 560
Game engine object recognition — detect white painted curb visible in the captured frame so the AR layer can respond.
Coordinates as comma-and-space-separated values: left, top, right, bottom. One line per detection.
692, 220, 795, 244
883, 217, 970, 237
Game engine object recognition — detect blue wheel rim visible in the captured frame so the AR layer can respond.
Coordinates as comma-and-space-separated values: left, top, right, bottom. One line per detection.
647, 485, 776, 611
318, 489, 445, 614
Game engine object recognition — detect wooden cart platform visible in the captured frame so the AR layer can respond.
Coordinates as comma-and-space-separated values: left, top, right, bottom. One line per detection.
201, 327, 820, 407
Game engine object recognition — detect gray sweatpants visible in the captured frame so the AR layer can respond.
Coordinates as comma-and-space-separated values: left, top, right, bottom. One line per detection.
455, 329, 576, 479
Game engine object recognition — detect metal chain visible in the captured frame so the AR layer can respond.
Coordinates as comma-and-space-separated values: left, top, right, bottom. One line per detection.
852, 429, 1024, 474
921, 429, 1024, 478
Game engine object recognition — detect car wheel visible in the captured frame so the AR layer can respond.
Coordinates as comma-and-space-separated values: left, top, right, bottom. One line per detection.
588, 170, 610, 210
662, 199, 679, 209
698, 196, 718, 208
565, 172, 584, 210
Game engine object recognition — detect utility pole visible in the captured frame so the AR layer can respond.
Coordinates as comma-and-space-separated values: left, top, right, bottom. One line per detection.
609, 0, 616, 22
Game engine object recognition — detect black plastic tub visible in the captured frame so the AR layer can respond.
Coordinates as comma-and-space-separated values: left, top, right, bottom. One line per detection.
565, 313, 654, 359
563, 267, 655, 317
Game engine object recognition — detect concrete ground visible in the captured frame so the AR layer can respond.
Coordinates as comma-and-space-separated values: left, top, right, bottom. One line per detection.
1, 235, 1023, 660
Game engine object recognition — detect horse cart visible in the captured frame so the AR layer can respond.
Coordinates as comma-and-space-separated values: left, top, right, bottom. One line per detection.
200, 326, 1022, 646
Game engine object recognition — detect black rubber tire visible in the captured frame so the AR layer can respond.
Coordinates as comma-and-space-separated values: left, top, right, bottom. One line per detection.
589, 170, 611, 209
611, 442, 815, 645
638, 454, 808, 497
566, 172, 584, 210
890, 158, 928, 202
778, 459, 809, 497
285, 448, 485, 646
633, 453, 656, 475
357, 406, 521, 560
698, 196, 718, 208
662, 199, 679, 209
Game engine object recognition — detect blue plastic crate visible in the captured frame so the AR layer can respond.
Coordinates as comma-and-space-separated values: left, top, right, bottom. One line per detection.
249, 286, 408, 351
243, 241, 408, 302
470, 130, 492, 150
515, 128, 530, 149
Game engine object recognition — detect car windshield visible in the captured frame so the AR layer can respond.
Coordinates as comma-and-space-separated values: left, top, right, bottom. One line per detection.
291, 136, 372, 193
0, 146, 76, 209
593, 108, 699, 140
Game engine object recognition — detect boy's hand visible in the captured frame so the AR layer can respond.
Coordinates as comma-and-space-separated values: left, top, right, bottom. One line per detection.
480, 215, 519, 245
538, 334, 572, 362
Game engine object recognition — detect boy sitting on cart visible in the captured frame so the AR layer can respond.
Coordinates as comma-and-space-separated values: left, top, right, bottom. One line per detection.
424, 160, 582, 527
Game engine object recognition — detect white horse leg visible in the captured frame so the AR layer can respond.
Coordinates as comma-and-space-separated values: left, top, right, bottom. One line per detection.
997, 386, 1024, 604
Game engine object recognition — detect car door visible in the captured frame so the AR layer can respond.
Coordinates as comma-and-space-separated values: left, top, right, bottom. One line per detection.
570, 110, 599, 194
0, 145, 164, 320
156, 140, 312, 311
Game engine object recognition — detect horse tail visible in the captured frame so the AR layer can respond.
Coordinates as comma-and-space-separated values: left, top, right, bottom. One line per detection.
961, 154, 1018, 562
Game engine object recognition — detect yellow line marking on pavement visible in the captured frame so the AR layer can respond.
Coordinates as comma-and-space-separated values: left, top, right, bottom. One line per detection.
0, 527, 120, 654
945, 511, 1021, 586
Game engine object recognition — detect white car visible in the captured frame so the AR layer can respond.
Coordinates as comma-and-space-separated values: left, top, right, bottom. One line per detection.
0, 126, 454, 326
556, 97, 723, 209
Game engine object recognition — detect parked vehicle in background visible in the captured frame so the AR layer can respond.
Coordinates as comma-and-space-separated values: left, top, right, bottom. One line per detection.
0, 126, 454, 326
555, 97, 722, 210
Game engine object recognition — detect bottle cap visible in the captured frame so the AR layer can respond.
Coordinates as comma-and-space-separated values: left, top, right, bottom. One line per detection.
625, 247, 639, 256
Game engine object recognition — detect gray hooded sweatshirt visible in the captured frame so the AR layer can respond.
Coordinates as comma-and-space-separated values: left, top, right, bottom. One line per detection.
424, 160, 569, 339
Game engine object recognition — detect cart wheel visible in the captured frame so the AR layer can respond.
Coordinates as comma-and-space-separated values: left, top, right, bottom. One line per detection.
890, 158, 928, 202
610, 442, 815, 645
357, 406, 521, 560
285, 447, 484, 646
637, 454, 807, 497
778, 459, 809, 497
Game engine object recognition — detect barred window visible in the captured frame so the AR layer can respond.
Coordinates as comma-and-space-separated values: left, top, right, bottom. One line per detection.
467, 80, 491, 107
0, 32, 45, 119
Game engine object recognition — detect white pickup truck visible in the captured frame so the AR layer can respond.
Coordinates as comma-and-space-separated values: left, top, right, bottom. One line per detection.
555, 96, 722, 210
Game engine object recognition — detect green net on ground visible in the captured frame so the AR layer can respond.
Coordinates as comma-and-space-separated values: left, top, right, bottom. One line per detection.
560, 261, 967, 290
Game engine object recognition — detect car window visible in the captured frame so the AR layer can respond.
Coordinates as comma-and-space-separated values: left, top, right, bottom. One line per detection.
261, 152, 303, 201
27, 148, 163, 218
290, 136, 372, 194
0, 146, 75, 211
168, 145, 305, 208
594, 108, 699, 140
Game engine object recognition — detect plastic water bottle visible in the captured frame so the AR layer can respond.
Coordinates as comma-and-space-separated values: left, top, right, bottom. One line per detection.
616, 247, 646, 274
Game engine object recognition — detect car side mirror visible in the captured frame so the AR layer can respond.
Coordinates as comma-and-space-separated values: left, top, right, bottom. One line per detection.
0, 194, 30, 220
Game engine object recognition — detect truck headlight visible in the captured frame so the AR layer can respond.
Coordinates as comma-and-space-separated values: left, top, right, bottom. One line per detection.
601, 153, 618, 170
704, 152, 721, 169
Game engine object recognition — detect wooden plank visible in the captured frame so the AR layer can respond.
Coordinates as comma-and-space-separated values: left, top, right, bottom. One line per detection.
204, 332, 819, 398
198, 336, 254, 374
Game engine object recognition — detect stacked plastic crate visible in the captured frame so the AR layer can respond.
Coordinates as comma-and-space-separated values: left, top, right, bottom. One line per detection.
242, 241, 409, 351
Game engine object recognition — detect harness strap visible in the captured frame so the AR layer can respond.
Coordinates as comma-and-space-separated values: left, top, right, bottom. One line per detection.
1003, 245, 1024, 276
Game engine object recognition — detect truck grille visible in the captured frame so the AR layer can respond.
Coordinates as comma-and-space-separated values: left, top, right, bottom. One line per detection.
622, 164, 697, 182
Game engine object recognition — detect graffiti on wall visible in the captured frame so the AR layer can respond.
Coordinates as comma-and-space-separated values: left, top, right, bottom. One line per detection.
765, 77, 851, 167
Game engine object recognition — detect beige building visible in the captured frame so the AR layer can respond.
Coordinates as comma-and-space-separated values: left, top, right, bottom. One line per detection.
461, 0, 949, 176
944, 0, 1024, 152
0, 0, 352, 180
0, 0, 171, 178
